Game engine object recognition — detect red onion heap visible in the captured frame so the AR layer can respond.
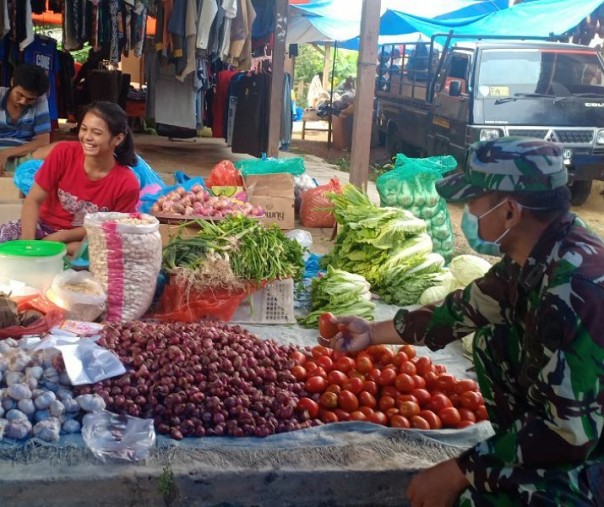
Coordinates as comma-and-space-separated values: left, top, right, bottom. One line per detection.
76, 321, 316, 440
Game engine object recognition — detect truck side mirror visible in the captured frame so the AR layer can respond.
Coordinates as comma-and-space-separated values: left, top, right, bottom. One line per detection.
449, 80, 462, 97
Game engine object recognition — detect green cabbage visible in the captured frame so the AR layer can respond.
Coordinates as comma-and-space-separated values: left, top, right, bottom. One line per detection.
449, 255, 493, 286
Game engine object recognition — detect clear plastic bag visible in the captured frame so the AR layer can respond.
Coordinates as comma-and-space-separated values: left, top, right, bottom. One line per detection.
82, 410, 156, 462
46, 270, 106, 322
55, 338, 126, 385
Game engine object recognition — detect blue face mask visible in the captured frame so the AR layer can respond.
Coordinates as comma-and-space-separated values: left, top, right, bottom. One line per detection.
461, 200, 511, 256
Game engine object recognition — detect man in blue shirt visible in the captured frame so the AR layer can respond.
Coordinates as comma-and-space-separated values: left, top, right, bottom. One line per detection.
0, 63, 51, 175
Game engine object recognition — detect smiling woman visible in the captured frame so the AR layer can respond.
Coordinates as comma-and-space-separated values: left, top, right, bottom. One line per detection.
0, 101, 140, 256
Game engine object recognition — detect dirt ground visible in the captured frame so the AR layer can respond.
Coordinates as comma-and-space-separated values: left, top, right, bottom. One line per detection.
55, 121, 604, 249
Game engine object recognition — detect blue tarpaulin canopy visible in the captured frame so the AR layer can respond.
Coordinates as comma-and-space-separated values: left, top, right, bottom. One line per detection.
377, 0, 604, 41
286, 0, 509, 45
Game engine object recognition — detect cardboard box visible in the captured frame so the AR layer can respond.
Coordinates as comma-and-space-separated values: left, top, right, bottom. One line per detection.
158, 223, 198, 247
245, 173, 295, 230
0, 177, 22, 201
0, 200, 22, 224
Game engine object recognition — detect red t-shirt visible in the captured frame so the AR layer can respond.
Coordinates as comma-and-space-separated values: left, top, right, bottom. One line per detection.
35, 141, 140, 230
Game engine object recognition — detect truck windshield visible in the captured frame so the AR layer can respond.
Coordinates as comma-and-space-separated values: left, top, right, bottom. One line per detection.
477, 49, 604, 98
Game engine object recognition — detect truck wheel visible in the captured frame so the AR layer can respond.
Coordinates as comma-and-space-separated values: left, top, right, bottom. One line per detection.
568, 180, 593, 206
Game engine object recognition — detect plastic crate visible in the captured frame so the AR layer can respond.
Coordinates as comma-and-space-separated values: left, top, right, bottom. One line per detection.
231, 279, 295, 324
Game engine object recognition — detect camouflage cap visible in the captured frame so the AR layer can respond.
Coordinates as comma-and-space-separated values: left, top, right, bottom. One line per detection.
435, 137, 568, 202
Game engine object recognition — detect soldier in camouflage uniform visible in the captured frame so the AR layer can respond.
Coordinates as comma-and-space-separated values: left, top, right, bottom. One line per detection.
319, 137, 604, 506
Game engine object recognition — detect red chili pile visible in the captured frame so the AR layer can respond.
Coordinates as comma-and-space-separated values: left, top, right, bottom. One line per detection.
76, 321, 314, 439
293, 344, 488, 430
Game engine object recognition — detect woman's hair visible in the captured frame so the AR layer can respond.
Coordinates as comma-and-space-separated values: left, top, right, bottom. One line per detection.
83, 101, 137, 166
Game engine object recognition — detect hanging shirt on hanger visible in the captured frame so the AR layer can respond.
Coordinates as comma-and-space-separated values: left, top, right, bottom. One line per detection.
176, 0, 198, 81
23, 35, 61, 121
196, 0, 218, 52
19, 0, 34, 52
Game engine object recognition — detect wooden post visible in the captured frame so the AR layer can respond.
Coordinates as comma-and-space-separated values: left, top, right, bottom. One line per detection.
323, 42, 332, 89
349, 0, 381, 189
267, 0, 288, 158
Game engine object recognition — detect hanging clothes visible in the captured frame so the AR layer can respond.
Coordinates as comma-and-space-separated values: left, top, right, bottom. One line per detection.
212, 69, 238, 138
229, 0, 256, 71
31, 1, 47, 15
226, 72, 245, 146
219, 0, 237, 61
154, 60, 197, 129
231, 71, 270, 157
23, 35, 61, 121
0, 1, 8, 39
175, 0, 197, 81
196, 0, 218, 52
19, 1, 34, 52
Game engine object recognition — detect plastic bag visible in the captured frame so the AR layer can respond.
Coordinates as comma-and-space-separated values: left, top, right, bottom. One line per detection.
84, 213, 162, 322
300, 178, 342, 228
376, 154, 457, 263
138, 172, 206, 214
13, 159, 43, 195
46, 269, 107, 322
206, 160, 243, 187
129, 155, 166, 189
82, 410, 156, 462
294, 173, 318, 214
285, 229, 313, 251
153, 279, 258, 323
55, 338, 126, 385
235, 156, 305, 177
0, 295, 65, 339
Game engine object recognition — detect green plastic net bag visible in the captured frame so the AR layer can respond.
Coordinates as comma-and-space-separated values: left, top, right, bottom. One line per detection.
376, 154, 457, 263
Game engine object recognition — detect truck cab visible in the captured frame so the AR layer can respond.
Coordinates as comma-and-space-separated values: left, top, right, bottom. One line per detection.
377, 37, 604, 205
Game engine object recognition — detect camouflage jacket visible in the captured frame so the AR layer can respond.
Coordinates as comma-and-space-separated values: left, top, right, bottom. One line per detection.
394, 212, 604, 492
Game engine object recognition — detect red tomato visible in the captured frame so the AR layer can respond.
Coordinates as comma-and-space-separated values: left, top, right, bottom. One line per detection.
369, 411, 388, 426
454, 379, 479, 395
305, 361, 318, 373
390, 414, 411, 428
311, 367, 327, 378
419, 410, 442, 429
335, 356, 356, 373
349, 410, 368, 421
357, 406, 375, 417
397, 394, 419, 405
439, 407, 461, 428
392, 352, 409, 367
400, 344, 416, 360
428, 393, 453, 413
378, 395, 397, 412
316, 355, 334, 372
348, 371, 366, 381
385, 407, 400, 418
343, 377, 364, 395
305, 376, 327, 394
449, 393, 462, 408
413, 375, 426, 389
423, 371, 439, 389
411, 388, 431, 407
338, 390, 360, 412
319, 391, 339, 410
368, 368, 382, 383
359, 391, 377, 409
460, 391, 483, 411
476, 404, 489, 421
381, 386, 399, 398
318, 313, 339, 339
312, 345, 332, 358
356, 355, 374, 374
297, 397, 319, 418
458, 408, 477, 423
290, 350, 307, 366
434, 364, 447, 374
394, 373, 415, 393
291, 365, 307, 381
398, 400, 420, 418
362, 380, 379, 396
411, 415, 430, 430
379, 368, 397, 386
334, 408, 350, 421
376, 348, 395, 366
436, 373, 457, 394
399, 361, 417, 376
414, 356, 433, 375
455, 420, 476, 429
320, 409, 339, 423
331, 350, 347, 361
325, 384, 342, 395
326, 370, 348, 386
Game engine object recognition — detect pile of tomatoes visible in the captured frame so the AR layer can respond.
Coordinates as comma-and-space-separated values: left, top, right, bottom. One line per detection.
291, 343, 488, 430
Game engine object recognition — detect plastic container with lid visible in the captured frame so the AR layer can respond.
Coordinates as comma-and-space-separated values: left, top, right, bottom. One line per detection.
0, 240, 66, 292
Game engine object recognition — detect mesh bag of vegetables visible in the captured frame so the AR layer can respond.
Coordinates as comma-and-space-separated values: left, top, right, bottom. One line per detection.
376, 154, 457, 263
300, 178, 342, 228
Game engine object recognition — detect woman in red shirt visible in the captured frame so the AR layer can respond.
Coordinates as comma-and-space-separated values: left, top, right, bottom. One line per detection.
2, 101, 140, 255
